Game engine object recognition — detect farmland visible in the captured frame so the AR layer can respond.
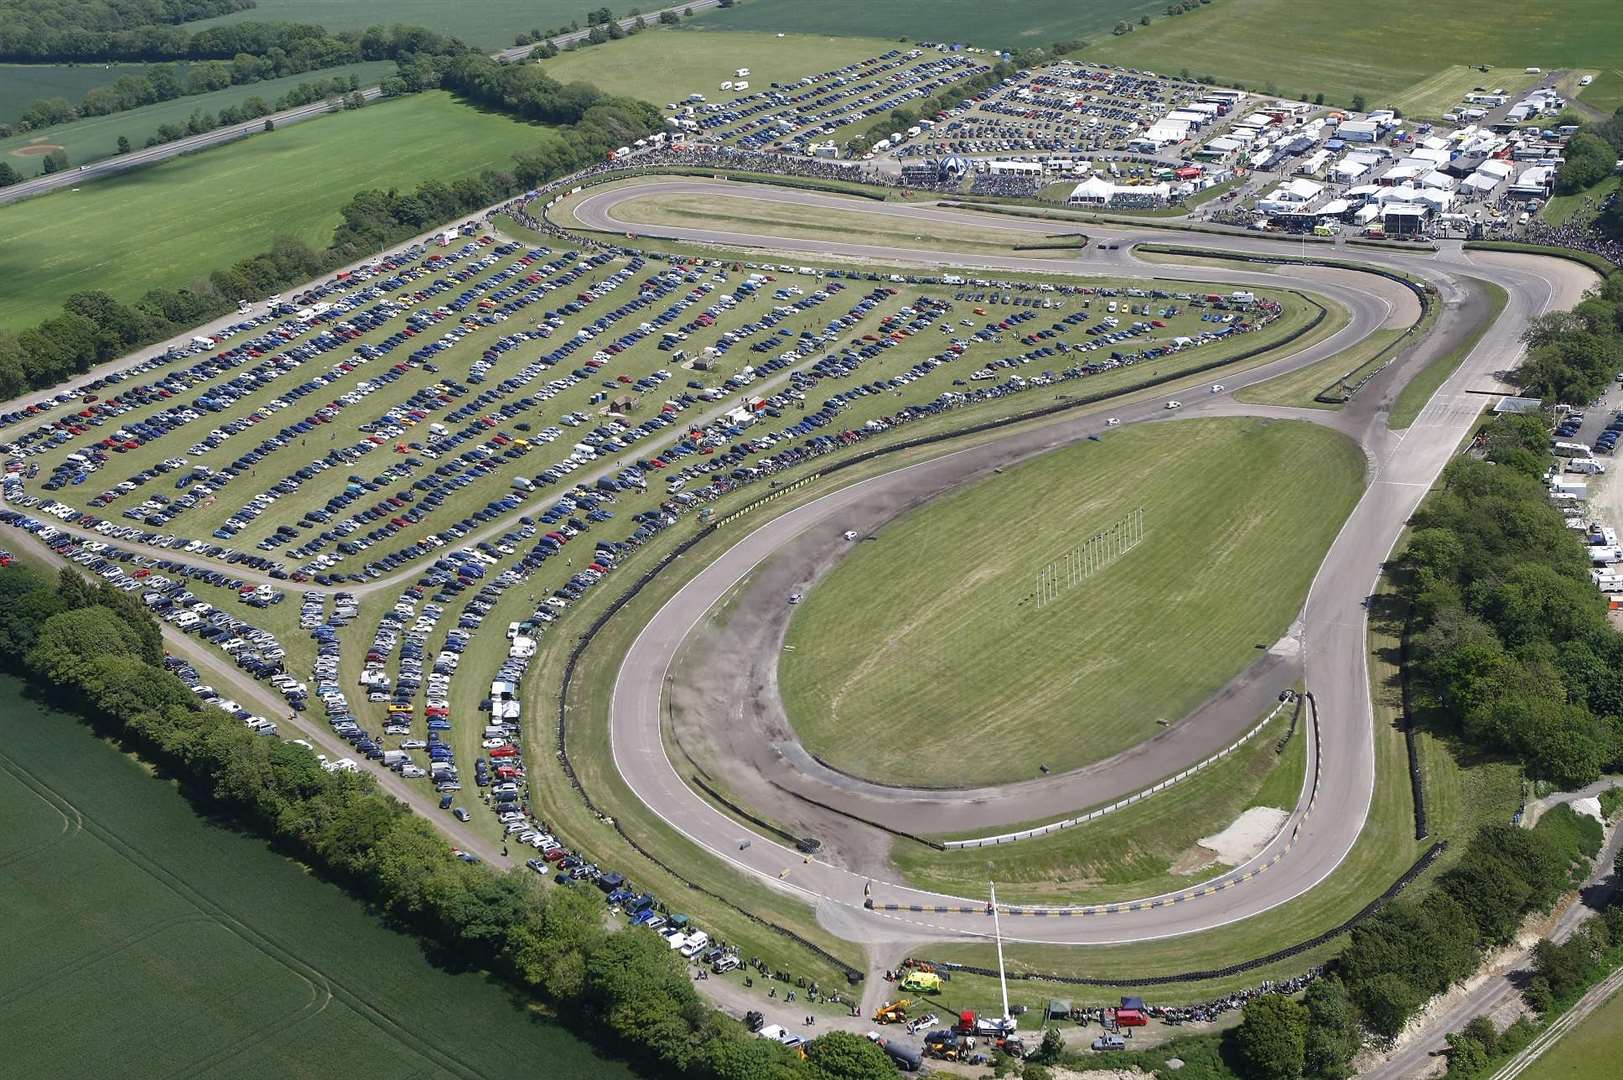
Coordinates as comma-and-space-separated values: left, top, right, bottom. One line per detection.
0, 61, 399, 179
187, 0, 608, 50
779, 418, 1366, 787
536, 29, 898, 111
0, 63, 171, 126
1082, 0, 1623, 109
692, 0, 1170, 50
1525, 986, 1623, 1080
0, 92, 553, 331
0, 675, 631, 1080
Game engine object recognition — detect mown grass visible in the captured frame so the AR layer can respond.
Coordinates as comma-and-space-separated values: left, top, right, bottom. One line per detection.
1236, 326, 1407, 409
0, 676, 633, 1080
1542, 176, 1623, 229
889, 707, 1307, 903
609, 189, 1075, 259
537, 29, 900, 113
780, 418, 1366, 786
1082, 0, 1623, 109
0, 91, 555, 331
908, 572, 1520, 1006
689, 0, 1169, 51
0, 61, 399, 178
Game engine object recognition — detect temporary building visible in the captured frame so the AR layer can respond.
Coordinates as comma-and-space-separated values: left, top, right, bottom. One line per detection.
1420, 170, 1456, 190
1462, 171, 1500, 195
1338, 120, 1379, 142
1066, 176, 1116, 205
1317, 197, 1351, 217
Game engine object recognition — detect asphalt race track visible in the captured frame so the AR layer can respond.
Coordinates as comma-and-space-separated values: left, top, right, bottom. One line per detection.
570, 178, 1595, 945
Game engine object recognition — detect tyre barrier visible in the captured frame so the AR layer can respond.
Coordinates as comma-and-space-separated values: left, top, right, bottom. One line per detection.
945, 692, 1299, 849
1400, 612, 1430, 841
907, 839, 1448, 991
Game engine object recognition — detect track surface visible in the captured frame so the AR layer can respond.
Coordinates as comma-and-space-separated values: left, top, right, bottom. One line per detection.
572, 178, 1595, 945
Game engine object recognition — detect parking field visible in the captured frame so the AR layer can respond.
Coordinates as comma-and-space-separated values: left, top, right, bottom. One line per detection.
778, 417, 1365, 787
0, 202, 1323, 949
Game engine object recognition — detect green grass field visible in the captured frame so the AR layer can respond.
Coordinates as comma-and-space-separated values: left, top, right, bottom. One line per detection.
1542, 176, 1623, 229
610, 188, 1075, 259
1577, 69, 1623, 113
0, 92, 552, 332
0, 61, 398, 179
1523, 988, 1623, 1078
779, 418, 1366, 787
1083, 0, 1623, 109
0, 676, 632, 1080
188, 0, 604, 50
1388, 65, 1538, 119
538, 29, 899, 109
890, 707, 1306, 903
691, 0, 1168, 50
0, 63, 175, 125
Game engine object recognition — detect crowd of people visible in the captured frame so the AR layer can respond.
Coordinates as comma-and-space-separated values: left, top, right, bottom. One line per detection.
968, 172, 1043, 198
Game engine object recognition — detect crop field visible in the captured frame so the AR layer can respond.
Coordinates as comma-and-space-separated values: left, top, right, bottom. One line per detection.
537, 29, 898, 111
692, 0, 1170, 51
1082, 0, 1623, 109
891, 705, 1307, 903
187, 0, 604, 50
0, 676, 632, 1080
0, 64, 175, 125
779, 417, 1366, 787
0, 92, 553, 332
0, 61, 399, 179
1524, 987, 1623, 1080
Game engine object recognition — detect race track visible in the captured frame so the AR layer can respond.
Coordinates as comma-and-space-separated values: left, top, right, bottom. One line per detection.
567, 178, 1595, 945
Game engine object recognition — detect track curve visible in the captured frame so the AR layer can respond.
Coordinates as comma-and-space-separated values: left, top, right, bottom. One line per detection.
572, 178, 1589, 945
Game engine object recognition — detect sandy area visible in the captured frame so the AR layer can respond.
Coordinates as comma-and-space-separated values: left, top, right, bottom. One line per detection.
1196, 806, 1288, 865
1571, 795, 1604, 822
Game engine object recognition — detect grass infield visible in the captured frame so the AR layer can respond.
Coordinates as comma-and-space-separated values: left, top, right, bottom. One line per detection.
779, 417, 1366, 787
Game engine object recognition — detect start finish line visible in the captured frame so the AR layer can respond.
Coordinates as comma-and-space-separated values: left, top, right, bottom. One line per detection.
1035, 507, 1145, 608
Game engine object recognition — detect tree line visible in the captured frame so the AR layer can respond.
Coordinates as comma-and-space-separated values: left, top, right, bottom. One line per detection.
1515, 273, 1623, 403
1553, 105, 1623, 237
0, 560, 901, 1080
1218, 808, 1603, 1080
1, 24, 460, 141
0, 6, 467, 66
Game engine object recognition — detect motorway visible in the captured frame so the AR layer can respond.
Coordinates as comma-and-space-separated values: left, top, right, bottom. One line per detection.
567, 178, 1596, 947
0, 0, 723, 207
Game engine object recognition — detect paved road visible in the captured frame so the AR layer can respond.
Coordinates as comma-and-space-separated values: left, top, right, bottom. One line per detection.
571, 178, 1590, 945
0, 0, 722, 207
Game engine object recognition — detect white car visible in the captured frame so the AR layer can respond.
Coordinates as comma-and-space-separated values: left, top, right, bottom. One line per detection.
1105, 417, 1120, 426
1165, 400, 1182, 410
788, 592, 804, 604
1210, 384, 1225, 393
843, 530, 858, 540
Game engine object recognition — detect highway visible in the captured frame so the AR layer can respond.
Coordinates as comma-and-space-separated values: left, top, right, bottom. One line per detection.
0, 0, 723, 207
567, 178, 1595, 946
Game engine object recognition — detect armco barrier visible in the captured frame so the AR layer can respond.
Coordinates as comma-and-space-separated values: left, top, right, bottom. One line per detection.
945, 692, 1299, 848
910, 839, 1448, 990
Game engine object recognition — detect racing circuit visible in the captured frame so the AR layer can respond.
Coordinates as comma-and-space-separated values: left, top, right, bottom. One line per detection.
564, 177, 1596, 946
0, 167, 1596, 971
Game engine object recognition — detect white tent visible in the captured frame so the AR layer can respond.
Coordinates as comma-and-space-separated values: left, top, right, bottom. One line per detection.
1462, 172, 1499, 195
1066, 176, 1115, 205
1477, 158, 1514, 179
